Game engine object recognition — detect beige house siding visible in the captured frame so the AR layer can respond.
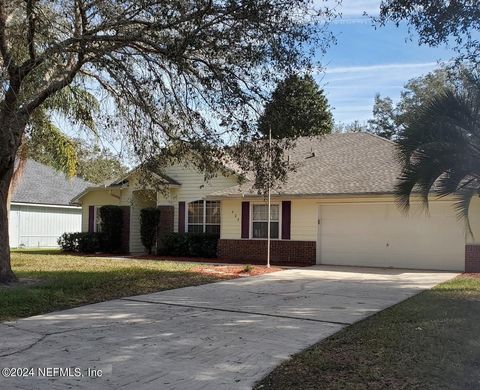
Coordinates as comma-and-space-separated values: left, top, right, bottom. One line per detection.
79, 189, 125, 232
78, 165, 237, 252
129, 191, 156, 253
220, 199, 242, 239
290, 199, 318, 241
79, 187, 144, 251
158, 164, 238, 233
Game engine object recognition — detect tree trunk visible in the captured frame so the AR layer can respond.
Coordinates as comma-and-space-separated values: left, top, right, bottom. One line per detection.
0, 160, 17, 283
0, 110, 26, 284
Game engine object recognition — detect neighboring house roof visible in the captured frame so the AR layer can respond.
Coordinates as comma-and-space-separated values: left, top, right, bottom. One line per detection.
209, 132, 401, 197
11, 160, 93, 206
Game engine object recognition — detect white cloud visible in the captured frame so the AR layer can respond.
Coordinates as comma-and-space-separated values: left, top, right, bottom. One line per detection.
319, 61, 442, 123
340, 0, 380, 17
325, 62, 438, 74
330, 17, 371, 24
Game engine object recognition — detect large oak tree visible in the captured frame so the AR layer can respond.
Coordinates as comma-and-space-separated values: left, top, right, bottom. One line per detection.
378, 0, 479, 66
0, 0, 337, 282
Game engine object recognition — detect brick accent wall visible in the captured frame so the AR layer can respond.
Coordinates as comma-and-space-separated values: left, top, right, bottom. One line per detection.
465, 245, 480, 273
156, 205, 174, 251
218, 239, 316, 266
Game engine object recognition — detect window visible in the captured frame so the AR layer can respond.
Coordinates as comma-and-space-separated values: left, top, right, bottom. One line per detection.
188, 201, 204, 233
205, 201, 221, 235
252, 204, 279, 239
188, 200, 220, 235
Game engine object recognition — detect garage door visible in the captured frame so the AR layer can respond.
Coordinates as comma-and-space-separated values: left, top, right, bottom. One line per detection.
317, 201, 465, 271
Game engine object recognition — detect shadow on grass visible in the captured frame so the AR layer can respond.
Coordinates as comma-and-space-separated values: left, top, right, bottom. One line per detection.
0, 268, 228, 322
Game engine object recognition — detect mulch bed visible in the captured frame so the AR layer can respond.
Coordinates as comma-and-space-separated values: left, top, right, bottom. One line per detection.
76, 252, 305, 267
192, 264, 282, 278
463, 273, 480, 279
128, 254, 309, 267
70, 252, 284, 278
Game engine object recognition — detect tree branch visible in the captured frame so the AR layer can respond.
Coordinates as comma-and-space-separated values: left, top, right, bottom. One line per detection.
26, 0, 36, 60
0, 0, 16, 75
19, 59, 84, 116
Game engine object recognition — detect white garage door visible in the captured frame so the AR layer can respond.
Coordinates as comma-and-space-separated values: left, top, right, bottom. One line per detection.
317, 201, 465, 271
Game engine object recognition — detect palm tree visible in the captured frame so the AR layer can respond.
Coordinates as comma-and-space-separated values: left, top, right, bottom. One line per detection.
395, 72, 480, 231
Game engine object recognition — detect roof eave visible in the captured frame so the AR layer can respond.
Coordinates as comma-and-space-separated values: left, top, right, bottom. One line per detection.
206, 191, 459, 201
206, 191, 397, 200
70, 182, 182, 205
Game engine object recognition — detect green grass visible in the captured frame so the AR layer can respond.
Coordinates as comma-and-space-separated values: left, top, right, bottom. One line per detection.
256, 275, 480, 390
0, 251, 231, 322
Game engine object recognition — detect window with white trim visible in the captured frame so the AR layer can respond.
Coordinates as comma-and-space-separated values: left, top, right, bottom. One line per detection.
252, 204, 279, 239
188, 200, 220, 235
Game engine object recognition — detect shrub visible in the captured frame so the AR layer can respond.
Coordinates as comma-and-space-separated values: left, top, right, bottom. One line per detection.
99, 205, 124, 252
162, 232, 219, 258
58, 232, 77, 252
58, 232, 104, 253
140, 207, 161, 255
162, 233, 189, 256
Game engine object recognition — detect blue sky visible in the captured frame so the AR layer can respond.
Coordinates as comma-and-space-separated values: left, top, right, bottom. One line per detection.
319, 0, 454, 124
59, 0, 457, 154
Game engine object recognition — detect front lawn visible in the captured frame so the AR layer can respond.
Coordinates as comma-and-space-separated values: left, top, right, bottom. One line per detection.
1, 250, 242, 321
256, 275, 480, 390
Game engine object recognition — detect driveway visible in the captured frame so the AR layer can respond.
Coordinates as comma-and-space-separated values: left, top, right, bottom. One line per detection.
0, 266, 456, 390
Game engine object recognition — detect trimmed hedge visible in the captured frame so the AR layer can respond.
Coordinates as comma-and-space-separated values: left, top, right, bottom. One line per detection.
140, 207, 161, 255
99, 205, 123, 252
58, 232, 104, 253
162, 232, 219, 258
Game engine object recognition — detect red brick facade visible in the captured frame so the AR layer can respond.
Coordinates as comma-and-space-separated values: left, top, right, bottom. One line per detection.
156, 205, 175, 251
465, 245, 480, 273
218, 239, 316, 266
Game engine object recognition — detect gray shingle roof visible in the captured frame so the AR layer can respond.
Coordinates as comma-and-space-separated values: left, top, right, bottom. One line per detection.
209, 132, 401, 197
11, 160, 93, 206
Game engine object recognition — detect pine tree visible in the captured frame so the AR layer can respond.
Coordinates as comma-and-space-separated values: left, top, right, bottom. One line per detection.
258, 74, 333, 139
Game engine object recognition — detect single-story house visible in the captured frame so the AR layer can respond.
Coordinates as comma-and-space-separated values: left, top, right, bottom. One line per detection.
9, 159, 92, 248
71, 133, 480, 272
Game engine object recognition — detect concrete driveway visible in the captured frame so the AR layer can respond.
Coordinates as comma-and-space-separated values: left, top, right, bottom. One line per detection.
0, 266, 456, 390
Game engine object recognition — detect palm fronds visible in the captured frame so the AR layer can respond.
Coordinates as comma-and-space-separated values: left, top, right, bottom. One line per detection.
395, 72, 480, 230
